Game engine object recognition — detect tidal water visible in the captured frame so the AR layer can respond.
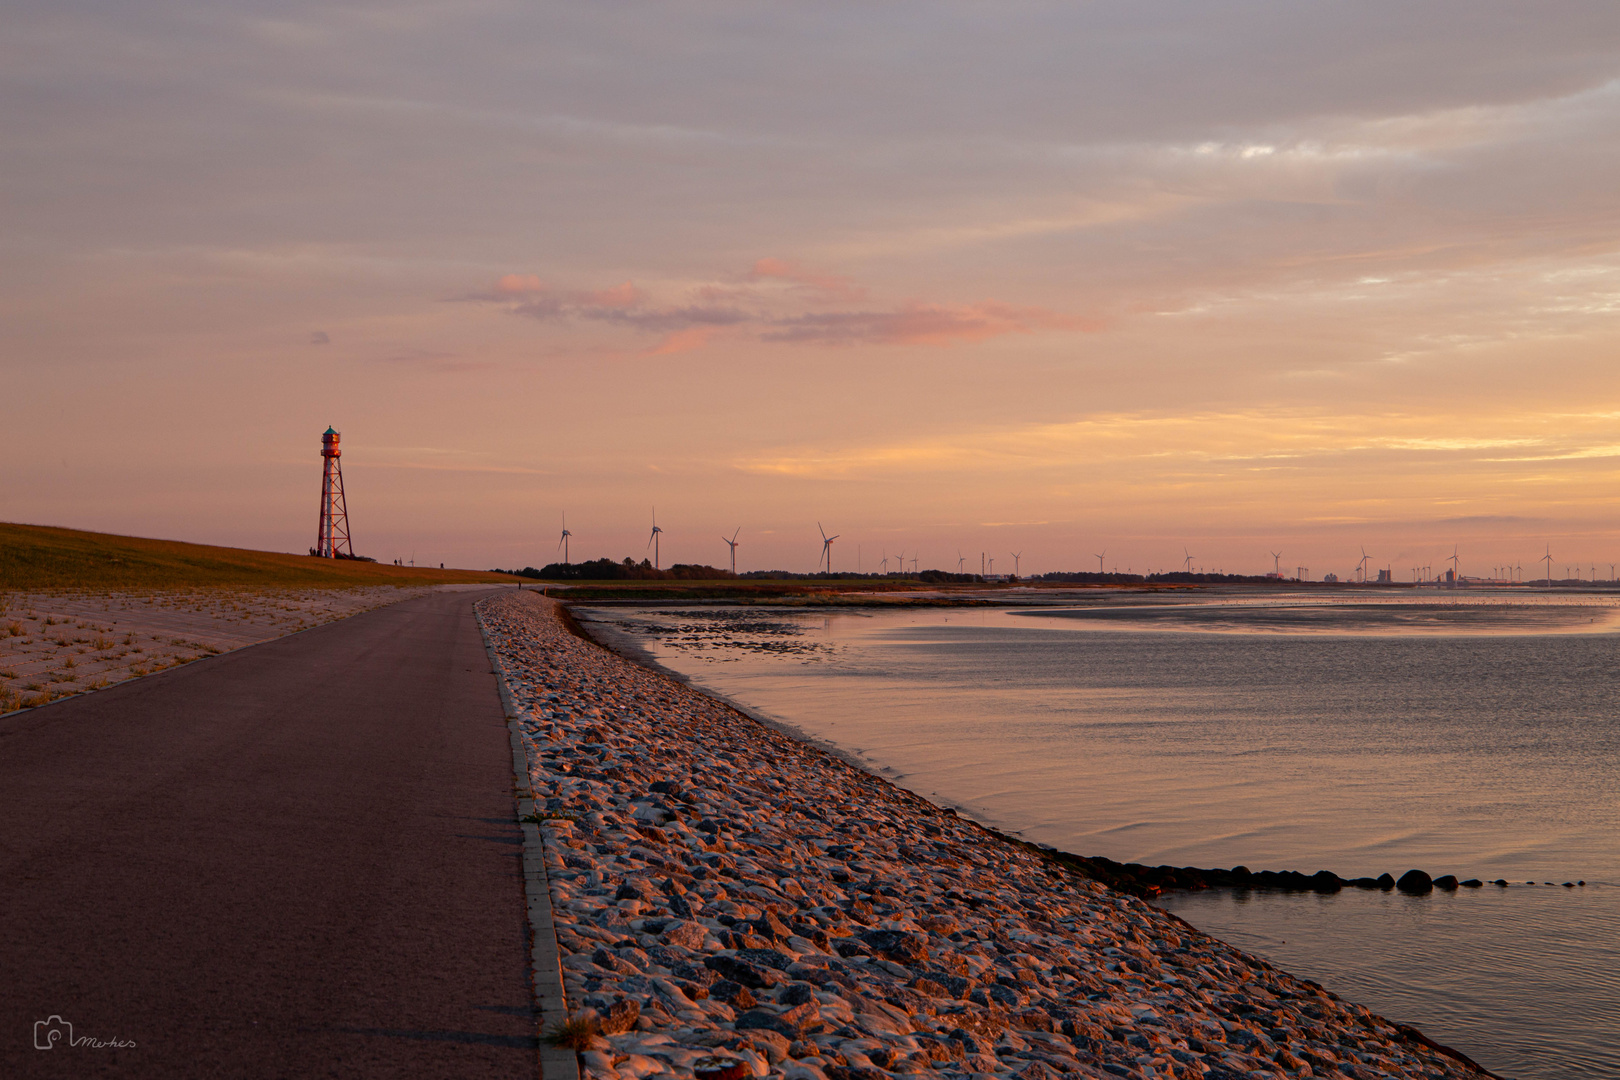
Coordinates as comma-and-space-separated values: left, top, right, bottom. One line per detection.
577, 592, 1620, 1079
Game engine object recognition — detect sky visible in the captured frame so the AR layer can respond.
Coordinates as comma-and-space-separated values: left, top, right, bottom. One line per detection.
6, 1, 1620, 578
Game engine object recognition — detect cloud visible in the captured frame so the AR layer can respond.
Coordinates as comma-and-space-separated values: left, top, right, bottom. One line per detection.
310, 330, 330, 345
477, 261, 1099, 350
647, 327, 717, 355
764, 301, 1103, 346
747, 257, 867, 302
587, 305, 751, 333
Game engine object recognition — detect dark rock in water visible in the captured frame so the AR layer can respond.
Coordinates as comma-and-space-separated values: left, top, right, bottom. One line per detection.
1376, 873, 1396, 890
1494, 879, 1509, 887
1460, 879, 1483, 888
1580, 880, 1587, 886
1563, 882, 1576, 888
1396, 869, 1433, 894
1310, 870, 1342, 894
1350, 877, 1381, 889
1433, 875, 1459, 891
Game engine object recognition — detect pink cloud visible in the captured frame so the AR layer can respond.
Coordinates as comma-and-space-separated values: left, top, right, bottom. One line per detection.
647, 327, 717, 355
494, 273, 547, 295
748, 258, 867, 302
477, 268, 1099, 350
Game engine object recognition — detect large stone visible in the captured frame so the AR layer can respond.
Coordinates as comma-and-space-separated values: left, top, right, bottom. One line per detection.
735, 1008, 806, 1039
735, 947, 796, 971
755, 909, 794, 941
706, 955, 774, 988
859, 929, 930, 965
1310, 870, 1342, 894
599, 998, 641, 1035
1396, 869, 1433, 895
662, 920, 708, 949
709, 979, 757, 1008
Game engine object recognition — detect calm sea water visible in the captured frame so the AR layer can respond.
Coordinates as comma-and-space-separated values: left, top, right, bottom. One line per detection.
577, 592, 1620, 1080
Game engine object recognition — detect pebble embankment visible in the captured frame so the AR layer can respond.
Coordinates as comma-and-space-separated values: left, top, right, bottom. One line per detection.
478, 592, 1493, 1080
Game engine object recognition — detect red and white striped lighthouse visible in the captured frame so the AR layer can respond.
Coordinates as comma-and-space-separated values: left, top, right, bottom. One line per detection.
314, 426, 353, 558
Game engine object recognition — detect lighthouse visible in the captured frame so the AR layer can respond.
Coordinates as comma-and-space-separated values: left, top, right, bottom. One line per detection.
314, 426, 353, 558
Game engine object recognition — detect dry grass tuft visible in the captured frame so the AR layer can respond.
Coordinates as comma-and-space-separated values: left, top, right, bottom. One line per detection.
542, 1013, 601, 1050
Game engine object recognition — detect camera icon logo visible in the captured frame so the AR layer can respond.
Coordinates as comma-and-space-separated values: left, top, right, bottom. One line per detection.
35, 1015, 73, 1050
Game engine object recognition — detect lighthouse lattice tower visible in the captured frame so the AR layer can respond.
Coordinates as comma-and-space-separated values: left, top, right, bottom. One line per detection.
315, 426, 353, 558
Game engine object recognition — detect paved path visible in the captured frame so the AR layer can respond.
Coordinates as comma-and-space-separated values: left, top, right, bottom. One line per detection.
1, 587, 537, 1078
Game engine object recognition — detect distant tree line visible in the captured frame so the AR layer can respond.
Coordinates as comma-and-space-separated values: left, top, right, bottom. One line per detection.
488, 562, 1313, 585
1033, 571, 1287, 585
492, 558, 737, 581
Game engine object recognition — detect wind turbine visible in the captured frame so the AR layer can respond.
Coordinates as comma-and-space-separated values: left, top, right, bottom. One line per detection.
1094, 549, 1106, 575
988, 556, 995, 576
1183, 548, 1195, 573
1010, 551, 1023, 577
1447, 545, 1460, 582
721, 528, 740, 574
957, 551, 966, 574
557, 512, 572, 565
1541, 544, 1553, 586
1358, 547, 1372, 583
818, 522, 839, 574
647, 509, 663, 570
1270, 550, 1282, 576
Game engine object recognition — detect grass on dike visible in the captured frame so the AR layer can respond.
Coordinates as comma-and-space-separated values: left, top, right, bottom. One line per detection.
0, 522, 518, 592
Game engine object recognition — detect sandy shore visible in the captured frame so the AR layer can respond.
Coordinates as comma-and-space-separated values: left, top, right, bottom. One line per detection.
479, 591, 1490, 1080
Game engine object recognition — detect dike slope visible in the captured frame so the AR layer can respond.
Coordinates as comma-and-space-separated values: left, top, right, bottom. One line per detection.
478, 591, 1489, 1080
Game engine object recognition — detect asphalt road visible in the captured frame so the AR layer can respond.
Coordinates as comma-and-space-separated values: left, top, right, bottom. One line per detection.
1, 587, 537, 1078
